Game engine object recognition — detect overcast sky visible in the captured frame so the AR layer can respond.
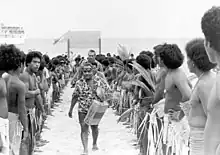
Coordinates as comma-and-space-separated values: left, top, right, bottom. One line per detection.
0, 0, 219, 39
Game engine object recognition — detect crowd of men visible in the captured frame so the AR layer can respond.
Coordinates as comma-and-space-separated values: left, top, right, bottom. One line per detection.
68, 6, 220, 155
0, 5, 220, 155
0, 45, 71, 155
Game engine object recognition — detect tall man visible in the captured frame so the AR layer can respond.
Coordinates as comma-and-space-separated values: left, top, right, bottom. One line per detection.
159, 44, 191, 154
0, 45, 10, 155
1, 45, 28, 155
68, 62, 109, 155
19, 51, 46, 155
201, 6, 220, 155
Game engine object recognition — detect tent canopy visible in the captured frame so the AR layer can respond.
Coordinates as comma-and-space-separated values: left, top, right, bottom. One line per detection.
54, 30, 101, 49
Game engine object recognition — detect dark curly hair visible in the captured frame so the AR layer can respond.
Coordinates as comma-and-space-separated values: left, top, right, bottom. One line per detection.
201, 6, 220, 52
20, 51, 26, 64
159, 44, 184, 69
136, 54, 151, 70
185, 38, 217, 72
43, 54, 50, 65
51, 58, 59, 66
139, 51, 156, 68
0, 44, 23, 71
38, 59, 46, 71
25, 51, 42, 67
102, 58, 110, 67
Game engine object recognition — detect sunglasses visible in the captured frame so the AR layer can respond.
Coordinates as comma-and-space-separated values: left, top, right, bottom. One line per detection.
83, 69, 92, 73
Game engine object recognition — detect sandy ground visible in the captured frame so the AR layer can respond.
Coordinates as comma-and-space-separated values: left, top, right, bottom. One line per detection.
34, 84, 139, 155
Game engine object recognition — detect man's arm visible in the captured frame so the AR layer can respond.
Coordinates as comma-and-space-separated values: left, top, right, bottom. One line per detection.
69, 83, 80, 116
34, 75, 46, 114
152, 81, 165, 105
17, 82, 28, 132
69, 94, 78, 114
173, 72, 191, 102
19, 73, 38, 98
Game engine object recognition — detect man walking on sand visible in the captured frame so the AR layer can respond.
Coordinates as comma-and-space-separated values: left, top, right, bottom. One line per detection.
68, 62, 109, 155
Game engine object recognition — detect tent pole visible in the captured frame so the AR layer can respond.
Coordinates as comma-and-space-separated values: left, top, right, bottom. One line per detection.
99, 38, 101, 54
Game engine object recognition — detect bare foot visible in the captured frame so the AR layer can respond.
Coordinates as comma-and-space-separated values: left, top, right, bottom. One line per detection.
92, 145, 99, 151
81, 150, 88, 155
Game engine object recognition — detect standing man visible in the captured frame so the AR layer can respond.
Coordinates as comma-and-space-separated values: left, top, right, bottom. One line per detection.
19, 51, 46, 155
0, 45, 10, 155
1, 45, 28, 155
159, 44, 191, 154
201, 6, 220, 155
71, 50, 103, 86
68, 62, 109, 155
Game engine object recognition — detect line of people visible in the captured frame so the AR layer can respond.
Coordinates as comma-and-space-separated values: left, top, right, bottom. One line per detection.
68, 6, 220, 155
0, 44, 71, 155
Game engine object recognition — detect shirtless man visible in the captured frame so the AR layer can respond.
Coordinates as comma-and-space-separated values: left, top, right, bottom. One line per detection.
0, 45, 10, 154
186, 39, 216, 155
19, 51, 46, 155
201, 6, 220, 155
159, 44, 191, 154
1, 45, 28, 155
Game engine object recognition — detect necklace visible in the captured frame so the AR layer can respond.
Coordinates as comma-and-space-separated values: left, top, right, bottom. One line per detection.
192, 72, 206, 93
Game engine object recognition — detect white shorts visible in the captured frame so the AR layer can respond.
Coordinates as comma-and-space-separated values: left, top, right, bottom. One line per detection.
0, 117, 9, 155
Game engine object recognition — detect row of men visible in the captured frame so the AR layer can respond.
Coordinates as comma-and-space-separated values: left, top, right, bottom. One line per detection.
68, 6, 220, 155
0, 45, 71, 155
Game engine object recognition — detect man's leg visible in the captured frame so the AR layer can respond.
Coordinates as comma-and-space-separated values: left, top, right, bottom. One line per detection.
91, 125, 99, 151
79, 113, 89, 154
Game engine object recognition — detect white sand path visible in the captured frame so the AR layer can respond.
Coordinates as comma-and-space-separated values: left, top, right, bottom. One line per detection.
34, 84, 139, 155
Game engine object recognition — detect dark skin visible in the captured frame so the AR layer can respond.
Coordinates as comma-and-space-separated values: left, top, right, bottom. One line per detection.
5, 71, 29, 141
68, 65, 99, 155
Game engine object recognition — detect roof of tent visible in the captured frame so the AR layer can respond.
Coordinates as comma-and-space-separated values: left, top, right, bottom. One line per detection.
54, 30, 101, 49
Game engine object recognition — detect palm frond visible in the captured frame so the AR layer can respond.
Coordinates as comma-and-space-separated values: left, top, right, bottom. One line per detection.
130, 61, 155, 92
124, 80, 152, 93
117, 108, 134, 123
117, 44, 130, 61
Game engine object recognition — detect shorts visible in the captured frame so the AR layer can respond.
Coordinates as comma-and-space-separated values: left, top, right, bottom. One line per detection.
78, 112, 98, 128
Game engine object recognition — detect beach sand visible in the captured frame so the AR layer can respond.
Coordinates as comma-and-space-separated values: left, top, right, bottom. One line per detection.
34, 84, 139, 155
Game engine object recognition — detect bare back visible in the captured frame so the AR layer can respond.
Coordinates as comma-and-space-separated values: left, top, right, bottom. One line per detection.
164, 68, 191, 114
188, 71, 215, 129
0, 78, 8, 118
7, 76, 26, 114
204, 73, 220, 155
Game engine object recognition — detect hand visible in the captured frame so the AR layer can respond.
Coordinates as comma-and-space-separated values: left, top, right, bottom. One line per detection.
35, 89, 41, 95
22, 130, 29, 141
168, 109, 180, 121
42, 112, 47, 120
68, 111, 72, 118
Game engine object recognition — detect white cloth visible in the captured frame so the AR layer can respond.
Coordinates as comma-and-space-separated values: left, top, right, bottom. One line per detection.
0, 117, 9, 155
8, 113, 23, 155
163, 114, 190, 155
189, 127, 204, 155
44, 68, 50, 79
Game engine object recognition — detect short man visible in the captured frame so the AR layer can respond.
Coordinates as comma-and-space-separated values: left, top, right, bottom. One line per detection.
2, 45, 28, 155
68, 62, 109, 155
0, 45, 10, 155
19, 51, 46, 155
